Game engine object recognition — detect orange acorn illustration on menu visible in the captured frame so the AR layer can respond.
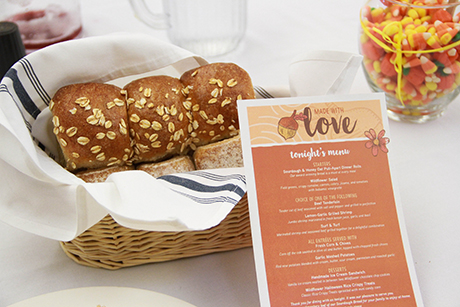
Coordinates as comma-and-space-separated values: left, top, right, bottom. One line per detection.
277, 110, 306, 140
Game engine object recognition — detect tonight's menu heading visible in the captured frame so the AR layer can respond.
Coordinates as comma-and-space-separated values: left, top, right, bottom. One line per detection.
237, 94, 423, 307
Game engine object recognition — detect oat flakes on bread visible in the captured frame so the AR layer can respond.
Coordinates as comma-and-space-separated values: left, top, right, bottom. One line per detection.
180, 63, 255, 148
123, 75, 191, 164
136, 156, 195, 178
50, 62, 255, 176
193, 134, 243, 170
50, 83, 133, 171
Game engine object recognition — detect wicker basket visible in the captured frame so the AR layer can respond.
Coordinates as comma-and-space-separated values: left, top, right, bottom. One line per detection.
60, 194, 251, 270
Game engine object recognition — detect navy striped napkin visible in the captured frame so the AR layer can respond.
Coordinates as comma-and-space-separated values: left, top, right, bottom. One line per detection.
102, 169, 246, 232
159, 171, 246, 205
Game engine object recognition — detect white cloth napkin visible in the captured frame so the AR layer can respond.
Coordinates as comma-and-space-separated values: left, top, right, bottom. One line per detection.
0, 33, 246, 241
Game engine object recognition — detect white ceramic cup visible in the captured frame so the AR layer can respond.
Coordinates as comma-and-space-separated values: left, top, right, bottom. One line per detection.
289, 50, 363, 97
129, 0, 247, 57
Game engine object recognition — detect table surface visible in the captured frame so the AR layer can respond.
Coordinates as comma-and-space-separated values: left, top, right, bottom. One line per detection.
1, 1, 460, 306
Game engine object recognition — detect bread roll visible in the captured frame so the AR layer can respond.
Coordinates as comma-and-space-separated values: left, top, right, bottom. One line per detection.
123, 76, 191, 164
76, 165, 134, 183
50, 83, 133, 171
51, 63, 254, 175
193, 134, 243, 170
180, 63, 255, 148
136, 155, 195, 178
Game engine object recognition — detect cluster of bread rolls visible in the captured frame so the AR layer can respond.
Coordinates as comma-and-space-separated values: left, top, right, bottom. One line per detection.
49, 63, 255, 182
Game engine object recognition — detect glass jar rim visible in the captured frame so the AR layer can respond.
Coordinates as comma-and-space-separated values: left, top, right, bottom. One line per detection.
383, 0, 460, 9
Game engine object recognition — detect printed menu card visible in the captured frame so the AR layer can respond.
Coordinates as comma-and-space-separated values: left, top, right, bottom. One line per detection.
237, 93, 423, 307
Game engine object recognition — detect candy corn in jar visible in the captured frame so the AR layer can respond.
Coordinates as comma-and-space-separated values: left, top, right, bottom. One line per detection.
359, 0, 460, 123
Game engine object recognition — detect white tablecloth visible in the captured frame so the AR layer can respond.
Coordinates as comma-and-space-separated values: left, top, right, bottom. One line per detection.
1, 1, 459, 306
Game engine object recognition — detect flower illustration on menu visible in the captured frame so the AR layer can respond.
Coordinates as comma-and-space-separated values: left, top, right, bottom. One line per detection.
364, 128, 390, 156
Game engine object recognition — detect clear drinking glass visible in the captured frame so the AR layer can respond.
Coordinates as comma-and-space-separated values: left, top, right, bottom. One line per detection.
359, 0, 460, 123
0, 0, 82, 53
129, 0, 247, 57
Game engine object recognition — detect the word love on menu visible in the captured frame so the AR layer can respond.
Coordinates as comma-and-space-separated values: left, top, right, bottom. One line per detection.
237, 93, 424, 307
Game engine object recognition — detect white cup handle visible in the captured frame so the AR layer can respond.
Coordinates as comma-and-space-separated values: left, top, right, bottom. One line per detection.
129, 0, 169, 30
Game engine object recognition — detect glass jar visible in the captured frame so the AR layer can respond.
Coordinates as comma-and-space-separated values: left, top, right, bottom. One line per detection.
1, 0, 82, 53
359, 0, 460, 123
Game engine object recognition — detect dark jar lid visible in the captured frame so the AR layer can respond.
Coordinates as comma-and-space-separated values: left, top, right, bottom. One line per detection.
0, 21, 26, 79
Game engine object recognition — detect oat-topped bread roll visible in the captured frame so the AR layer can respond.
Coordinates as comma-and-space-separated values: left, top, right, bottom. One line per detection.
193, 134, 243, 170
180, 62, 255, 148
50, 83, 133, 171
137, 155, 195, 178
123, 76, 191, 164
